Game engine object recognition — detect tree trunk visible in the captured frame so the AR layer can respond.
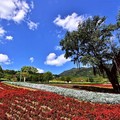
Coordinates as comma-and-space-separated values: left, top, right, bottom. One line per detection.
100, 63, 120, 93
93, 66, 96, 76
106, 70, 120, 93
24, 77, 26, 82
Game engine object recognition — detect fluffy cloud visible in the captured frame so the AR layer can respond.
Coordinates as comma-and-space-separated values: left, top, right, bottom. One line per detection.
0, 54, 11, 64
27, 21, 39, 30
0, 27, 6, 37
44, 53, 71, 66
29, 57, 34, 63
37, 68, 44, 73
6, 36, 13, 41
0, 0, 37, 41
54, 13, 86, 32
0, 28, 13, 42
0, 0, 31, 23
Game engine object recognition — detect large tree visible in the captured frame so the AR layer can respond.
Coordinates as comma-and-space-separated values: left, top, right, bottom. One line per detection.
21, 66, 38, 82
60, 14, 120, 93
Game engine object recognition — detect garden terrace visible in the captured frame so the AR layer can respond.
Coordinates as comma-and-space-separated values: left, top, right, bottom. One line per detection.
0, 82, 120, 119
6, 82, 120, 104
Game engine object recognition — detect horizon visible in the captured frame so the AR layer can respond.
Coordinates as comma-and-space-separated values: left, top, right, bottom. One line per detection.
0, 0, 120, 74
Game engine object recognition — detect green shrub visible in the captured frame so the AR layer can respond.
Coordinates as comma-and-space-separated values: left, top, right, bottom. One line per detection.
88, 77, 94, 82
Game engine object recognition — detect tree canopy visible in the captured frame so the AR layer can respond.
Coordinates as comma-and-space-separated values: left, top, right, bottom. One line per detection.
43, 72, 53, 83
60, 13, 120, 92
21, 66, 38, 74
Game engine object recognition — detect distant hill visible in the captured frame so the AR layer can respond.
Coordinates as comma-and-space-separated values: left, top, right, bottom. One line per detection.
59, 67, 94, 77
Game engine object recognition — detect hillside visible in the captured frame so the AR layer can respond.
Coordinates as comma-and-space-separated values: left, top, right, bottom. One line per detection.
59, 67, 94, 77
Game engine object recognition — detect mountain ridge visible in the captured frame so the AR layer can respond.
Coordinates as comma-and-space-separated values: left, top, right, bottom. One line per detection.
59, 67, 94, 77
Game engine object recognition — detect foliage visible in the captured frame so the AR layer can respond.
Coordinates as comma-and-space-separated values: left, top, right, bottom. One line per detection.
21, 66, 38, 74
60, 76, 71, 83
3, 69, 17, 81
20, 66, 39, 82
60, 76, 66, 81
60, 13, 120, 92
88, 77, 94, 82
0, 66, 53, 83
66, 76, 71, 83
0, 65, 4, 79
27, 73, 44, 82
71, 77, 88, 82
60, 67, 93, 77
43, 72, 53, 83
4, 69, 16, 74
60, 67, 107, 83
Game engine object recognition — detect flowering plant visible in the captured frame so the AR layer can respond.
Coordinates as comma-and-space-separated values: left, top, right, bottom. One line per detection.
0, 82, 120, 120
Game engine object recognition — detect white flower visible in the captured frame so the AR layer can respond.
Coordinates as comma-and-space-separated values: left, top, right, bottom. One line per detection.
6, 81, 120, 104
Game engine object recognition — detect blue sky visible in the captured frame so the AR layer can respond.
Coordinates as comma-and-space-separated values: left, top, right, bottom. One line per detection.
0, 0, 120, 74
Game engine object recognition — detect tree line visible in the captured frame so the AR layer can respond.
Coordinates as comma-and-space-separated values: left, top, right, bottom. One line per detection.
0, 66, 53, 83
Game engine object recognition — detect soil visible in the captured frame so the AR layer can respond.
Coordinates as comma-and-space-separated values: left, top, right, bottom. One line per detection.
47, 84, 119, 94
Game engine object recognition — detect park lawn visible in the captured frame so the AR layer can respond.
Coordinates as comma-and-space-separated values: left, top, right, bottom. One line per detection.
0, 82, 120, 120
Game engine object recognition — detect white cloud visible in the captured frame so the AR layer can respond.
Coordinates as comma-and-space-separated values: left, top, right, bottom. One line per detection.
29, 57, 34, 63
6, 36, 13, 41
0, 54, 11, 64
0, 0, 38, 32
46, 53, 56, 60
37, 68, 44, 73
54, 13, 86, 32
27, 21, 39, 30
0, 0, 31, 23
0, 27, 6, 37
30, 1, 34, 9
55, 46, 62, 50
45, 53, 71, 66
13, 10, 27, 23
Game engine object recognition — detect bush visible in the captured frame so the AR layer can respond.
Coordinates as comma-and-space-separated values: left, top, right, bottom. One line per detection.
88, 77, 94, 82
65, 76, 71, 83
60, 76, 66, 81
70, 76, 89, 82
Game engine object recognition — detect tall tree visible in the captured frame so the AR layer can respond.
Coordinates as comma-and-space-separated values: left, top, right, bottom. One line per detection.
60, 14, 120, 93
0, 66, 4, 79
21, 66, 38, 82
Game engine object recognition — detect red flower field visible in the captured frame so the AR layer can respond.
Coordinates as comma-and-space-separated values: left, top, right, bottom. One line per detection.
0, 82, 120, 120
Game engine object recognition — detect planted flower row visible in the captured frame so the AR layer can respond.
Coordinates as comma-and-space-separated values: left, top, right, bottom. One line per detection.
0, 82, 120, 120
8, 82, 120, 104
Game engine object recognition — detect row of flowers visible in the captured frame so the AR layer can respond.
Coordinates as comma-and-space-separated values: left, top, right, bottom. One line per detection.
82, 84, 112, 88
7, 82, 120, 104
0, 82, 120, 119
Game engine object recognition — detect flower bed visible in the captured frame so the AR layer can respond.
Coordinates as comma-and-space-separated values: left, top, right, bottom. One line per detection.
0, 82, 120, 120
7, 82, 120, 104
